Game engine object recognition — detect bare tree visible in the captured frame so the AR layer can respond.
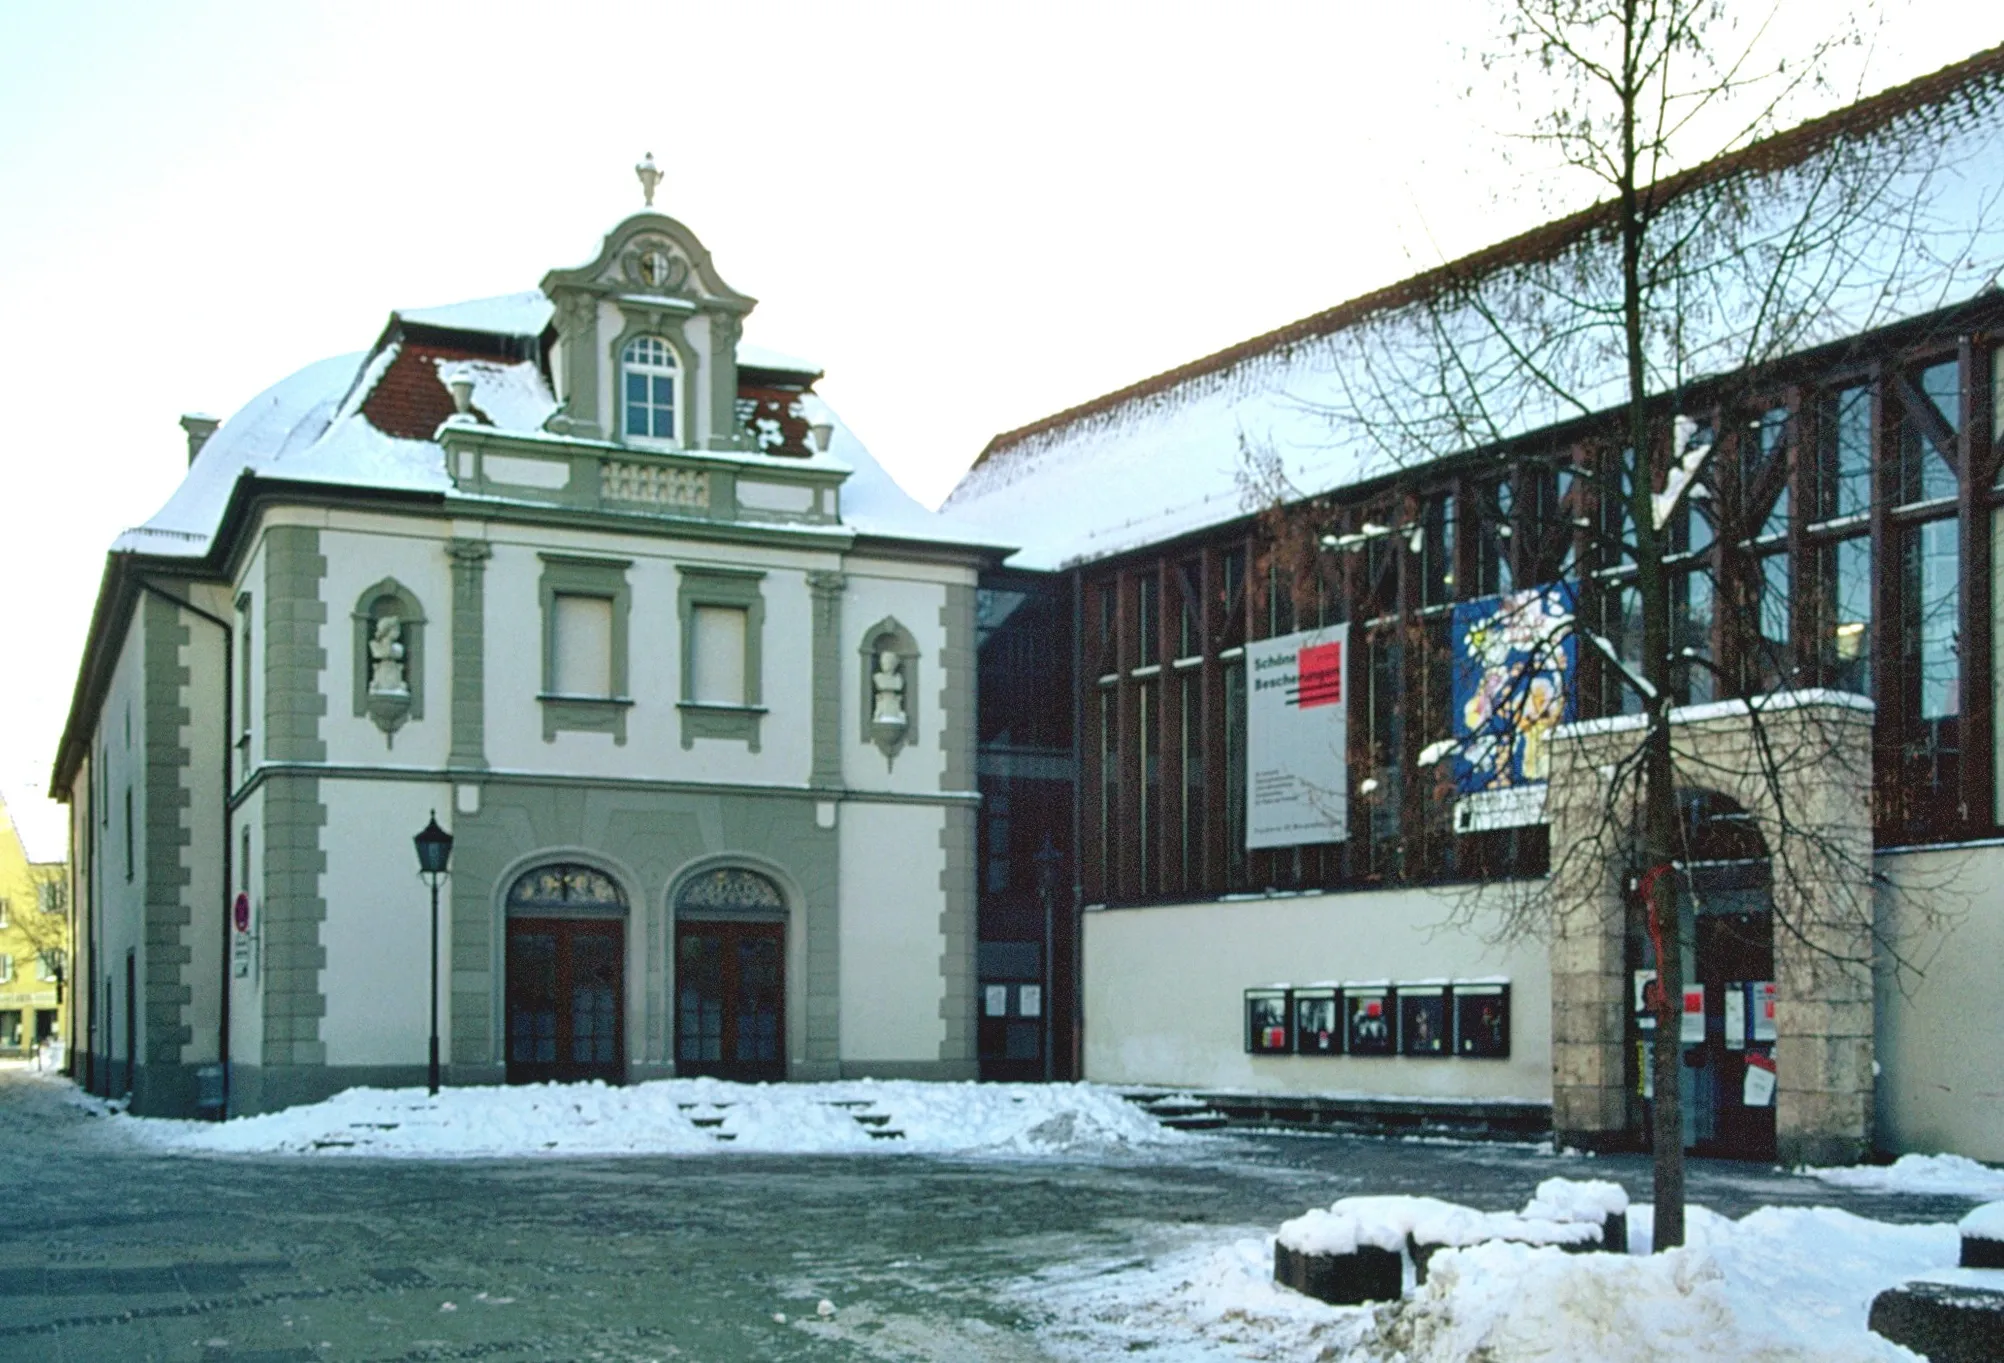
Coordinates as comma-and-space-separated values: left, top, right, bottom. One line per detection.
1243, 4, 2001, 1248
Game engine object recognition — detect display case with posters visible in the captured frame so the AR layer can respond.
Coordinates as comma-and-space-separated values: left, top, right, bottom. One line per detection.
1342, 983, 1394, 1056
1398, 982, 1451, 1057
1293, 986, 1340, 1055
1245, 988, 1292, 1055
1451, 980, 1511, 1058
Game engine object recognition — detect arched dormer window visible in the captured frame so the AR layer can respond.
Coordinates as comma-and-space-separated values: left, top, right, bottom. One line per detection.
622, 336, 680, 446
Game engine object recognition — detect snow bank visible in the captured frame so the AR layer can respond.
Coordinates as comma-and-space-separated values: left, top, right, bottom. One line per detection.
1315, 1193, 1599, 1250
1524, 1175, 1629, 1222
1963, 1201, 2004, 1242
1277, 1208, 1362, 1256
108, 1078, 1183, 1160
1809, 1152, 2004, 1198
1029, 1203, 1958, 1361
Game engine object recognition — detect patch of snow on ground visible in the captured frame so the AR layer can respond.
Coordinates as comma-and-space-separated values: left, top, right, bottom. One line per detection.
1024, 1232, 1386, 1362
106, 1078, 1184, 1160
1025, 1203, 1955, 1361
1808, 1151, 2004, 1198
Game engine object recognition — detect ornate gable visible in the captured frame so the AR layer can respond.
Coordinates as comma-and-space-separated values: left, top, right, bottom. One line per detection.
540, 162, 758, 451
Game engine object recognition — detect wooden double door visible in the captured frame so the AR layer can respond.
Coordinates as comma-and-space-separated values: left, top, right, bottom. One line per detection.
675, 920, 784, 1082
506, 916, 624, 1085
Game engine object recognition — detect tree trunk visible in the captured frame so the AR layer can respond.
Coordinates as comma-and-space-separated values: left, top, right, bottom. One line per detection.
1614, 0, 1686, 1251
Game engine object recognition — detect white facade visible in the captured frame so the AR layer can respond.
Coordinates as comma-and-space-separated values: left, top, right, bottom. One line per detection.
56, 206, 1005, 1116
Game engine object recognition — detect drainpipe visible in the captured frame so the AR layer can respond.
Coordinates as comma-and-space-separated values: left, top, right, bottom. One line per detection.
136, 581, 232, 1119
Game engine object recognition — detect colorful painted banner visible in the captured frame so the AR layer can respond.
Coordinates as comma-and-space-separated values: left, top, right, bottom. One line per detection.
1448, 583, 1577, 831
1245, 624, 1350, 848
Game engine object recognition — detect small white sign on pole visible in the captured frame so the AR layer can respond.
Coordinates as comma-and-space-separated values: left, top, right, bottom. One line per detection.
1680, 986, 1706, 1043
1245, 625, 1349, 850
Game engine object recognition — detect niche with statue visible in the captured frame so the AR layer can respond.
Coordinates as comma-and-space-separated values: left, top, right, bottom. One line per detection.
859, 617, 920, 766
353, 578, 426, 743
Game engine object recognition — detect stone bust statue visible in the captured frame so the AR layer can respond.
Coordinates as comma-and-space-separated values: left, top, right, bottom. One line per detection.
368, 615, 408, 695
871, 648, 906, 727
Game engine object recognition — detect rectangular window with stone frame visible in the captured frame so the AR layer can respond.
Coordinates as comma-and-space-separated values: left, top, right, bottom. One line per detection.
676, 565, 766, 751
537, 554, 632, 744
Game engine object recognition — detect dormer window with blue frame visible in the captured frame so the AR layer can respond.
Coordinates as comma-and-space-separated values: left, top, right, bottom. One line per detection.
622, 336, 680, 446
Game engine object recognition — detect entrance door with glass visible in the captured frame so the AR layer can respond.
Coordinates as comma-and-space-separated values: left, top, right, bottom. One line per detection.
675, 921, 784, 1082
503, 863, 627, 1086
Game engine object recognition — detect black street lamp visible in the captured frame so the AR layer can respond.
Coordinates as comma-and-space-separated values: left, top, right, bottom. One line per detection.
413, 812, 454, 1096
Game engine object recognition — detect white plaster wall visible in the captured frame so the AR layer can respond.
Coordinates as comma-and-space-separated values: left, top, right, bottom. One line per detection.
1875, 844, 2004, 1161
837, 802, 947, 1061
840, 564, 956, 794
317, 779, 453, 1067
1083, 887, 1553, 1101
176, 582, 231, 1066
318, 517, 456, 771
480, 529, 822, 785
234, 534, 267, 778
228, 785, 266, 1070
95, 605, 148, 1071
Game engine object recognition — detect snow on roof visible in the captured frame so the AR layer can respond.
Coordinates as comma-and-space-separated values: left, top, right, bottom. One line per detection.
737, 339, 822, 377
792, 392, 1008, 550
395, 290, 553, 336
111, 319, 995, 560
433, 357, 559, 433
114, 351, 366, 555
946, 46, 2004, 573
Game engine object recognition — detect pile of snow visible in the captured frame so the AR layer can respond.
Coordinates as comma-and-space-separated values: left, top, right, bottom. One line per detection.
1963, 1201, 2004, 1249
1809, 1152, 2004, 1198
1523, 1175, 1629, 1223
105, 1078, 1183, 1160
1277, 1207, 1402, 1257
1283, 1192, 1604, 1254
1026, 1203, 1958, 1361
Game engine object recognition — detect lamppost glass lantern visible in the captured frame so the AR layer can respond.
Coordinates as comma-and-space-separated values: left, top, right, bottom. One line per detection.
413, 812, 453, 1096
414, 814, 454, 879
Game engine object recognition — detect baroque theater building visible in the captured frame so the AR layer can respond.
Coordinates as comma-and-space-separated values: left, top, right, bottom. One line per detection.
54, 180, 1004, 1117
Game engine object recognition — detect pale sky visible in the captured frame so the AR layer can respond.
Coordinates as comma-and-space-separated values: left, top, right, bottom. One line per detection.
0, 1, 1981, 860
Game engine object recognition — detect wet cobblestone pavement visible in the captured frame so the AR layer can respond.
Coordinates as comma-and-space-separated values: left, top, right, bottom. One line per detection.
0, 1070, 1982, 1362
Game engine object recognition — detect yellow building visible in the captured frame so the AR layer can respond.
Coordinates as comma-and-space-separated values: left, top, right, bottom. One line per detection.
0, 795, 68, 1058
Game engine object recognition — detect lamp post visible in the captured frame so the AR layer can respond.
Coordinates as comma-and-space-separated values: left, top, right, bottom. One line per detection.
413, 813, 454, 1097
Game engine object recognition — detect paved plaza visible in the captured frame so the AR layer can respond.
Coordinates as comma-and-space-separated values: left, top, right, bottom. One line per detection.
0, 1069, 1980, 1362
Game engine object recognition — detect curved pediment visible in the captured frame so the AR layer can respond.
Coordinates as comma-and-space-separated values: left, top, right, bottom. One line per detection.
541, 212, 756, 314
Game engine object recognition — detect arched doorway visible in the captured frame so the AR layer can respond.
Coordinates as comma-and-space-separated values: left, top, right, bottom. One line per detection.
1634, 790, 1777, 1159
505, 863, 626, 1085
673, 867, 786, 1082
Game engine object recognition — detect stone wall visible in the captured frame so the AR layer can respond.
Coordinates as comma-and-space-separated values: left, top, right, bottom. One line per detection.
1545, 692, 1876, 1164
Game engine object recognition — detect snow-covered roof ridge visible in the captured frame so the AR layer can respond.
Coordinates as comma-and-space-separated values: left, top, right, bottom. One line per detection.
109, 322, 999, 559
945, 43, 2004, 572
396, 290, 553, 337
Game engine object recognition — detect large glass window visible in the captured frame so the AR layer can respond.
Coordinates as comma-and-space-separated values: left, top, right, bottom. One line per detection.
1674, 568, 1716, 705
621, 336, 680, 445
1907, 518, 1961, 721
1420, 493, 1456, 607
1136, 573, 1159, 666
1180, 671, 1203, 890
1755, 550, 1791, 688
1821, 385, 1872, 520
1899, 360, 1959, 505
1137, 681, 1159, 896
1821, 536, 1872, 695
1223, 662, 1246, 889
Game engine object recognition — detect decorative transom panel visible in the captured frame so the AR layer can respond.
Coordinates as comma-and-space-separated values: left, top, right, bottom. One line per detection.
674, 867, 784, 912
507, 864, 627, 914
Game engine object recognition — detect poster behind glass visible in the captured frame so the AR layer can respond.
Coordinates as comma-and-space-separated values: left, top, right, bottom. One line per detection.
1344, 987, 1393, 1056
